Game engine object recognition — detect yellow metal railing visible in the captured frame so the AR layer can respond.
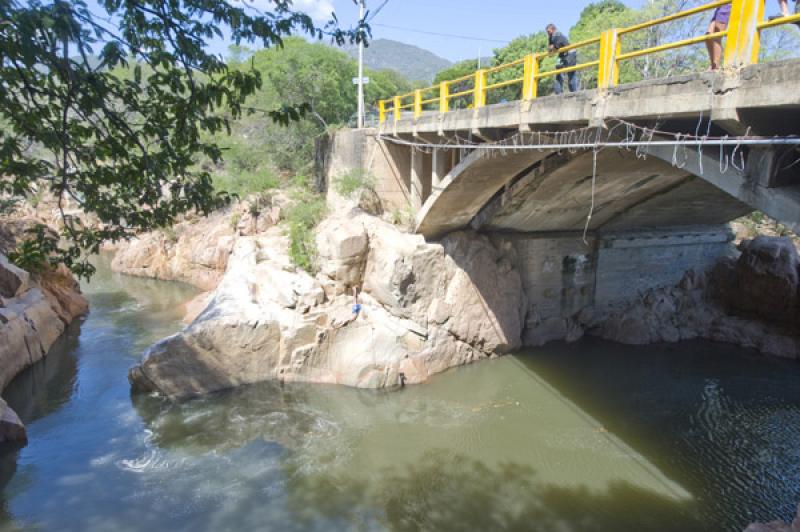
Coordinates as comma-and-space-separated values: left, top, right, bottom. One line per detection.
379, 0, 796, 125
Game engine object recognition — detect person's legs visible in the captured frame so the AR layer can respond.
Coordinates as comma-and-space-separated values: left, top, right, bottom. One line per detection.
705, 20, 726, 70
554, 72, 564, 94
568, 71, 578, 92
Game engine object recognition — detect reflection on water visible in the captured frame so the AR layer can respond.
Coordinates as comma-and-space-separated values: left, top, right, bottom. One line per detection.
0, 256, 799, 531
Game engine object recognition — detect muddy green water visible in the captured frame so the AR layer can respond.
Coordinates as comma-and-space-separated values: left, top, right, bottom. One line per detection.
1, 258, 799, 532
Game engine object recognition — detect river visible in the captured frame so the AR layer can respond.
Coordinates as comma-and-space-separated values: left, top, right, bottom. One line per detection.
1, 258, 799, 532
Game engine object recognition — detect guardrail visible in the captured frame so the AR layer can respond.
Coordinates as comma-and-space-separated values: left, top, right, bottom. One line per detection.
378, 0, 800, 125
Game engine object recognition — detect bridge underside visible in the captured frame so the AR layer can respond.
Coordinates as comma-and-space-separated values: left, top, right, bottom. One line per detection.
420, 148, 754, 238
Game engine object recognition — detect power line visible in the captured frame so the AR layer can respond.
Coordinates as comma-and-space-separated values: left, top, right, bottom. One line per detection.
371, 23, 509, 44
367, 0, 390, 22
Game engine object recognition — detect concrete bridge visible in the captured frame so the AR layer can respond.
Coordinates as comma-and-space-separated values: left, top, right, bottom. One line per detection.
379, 61, 800, 239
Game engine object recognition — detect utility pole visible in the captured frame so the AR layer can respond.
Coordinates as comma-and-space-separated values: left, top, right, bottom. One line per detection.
357, 0, 366, 129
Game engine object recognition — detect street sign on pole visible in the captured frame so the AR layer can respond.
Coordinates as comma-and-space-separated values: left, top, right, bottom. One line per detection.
357, 0, 366, 129
352, 77, 370, 85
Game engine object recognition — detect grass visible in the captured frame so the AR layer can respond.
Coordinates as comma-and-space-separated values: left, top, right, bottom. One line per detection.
333, 169, 375, 199
212, 169, 280, 199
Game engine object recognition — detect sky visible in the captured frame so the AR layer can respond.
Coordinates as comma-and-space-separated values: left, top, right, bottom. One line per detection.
218, 0, 649, 62
85, 0, 649, 63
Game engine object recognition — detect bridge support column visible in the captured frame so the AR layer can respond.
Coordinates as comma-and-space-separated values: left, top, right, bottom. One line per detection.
432, 149, 449, 190
410, 148, 432, 210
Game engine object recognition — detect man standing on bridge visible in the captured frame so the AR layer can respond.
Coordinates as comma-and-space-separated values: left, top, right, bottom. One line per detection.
546, 24, 578, 94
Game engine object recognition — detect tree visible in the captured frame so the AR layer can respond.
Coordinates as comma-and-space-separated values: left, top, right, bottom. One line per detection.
0, 0, 364, 278
207, 38, 410, 185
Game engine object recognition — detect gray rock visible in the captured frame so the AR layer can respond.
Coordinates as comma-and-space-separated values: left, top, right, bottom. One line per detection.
0, 254, 29, 298
0, 398, 26, 445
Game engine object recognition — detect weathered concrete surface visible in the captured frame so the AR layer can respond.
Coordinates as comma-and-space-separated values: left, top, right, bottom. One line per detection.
475, 149, 752, 235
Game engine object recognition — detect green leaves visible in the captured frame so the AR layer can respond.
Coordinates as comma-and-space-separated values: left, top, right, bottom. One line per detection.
0, 0, 363, 278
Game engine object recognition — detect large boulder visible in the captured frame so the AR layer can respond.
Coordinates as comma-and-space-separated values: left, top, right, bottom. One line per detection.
38, 264, 89, 323
130, 214, 528, 400
362, 220, 526, 354
0, 288, 66, 391
0, 398, 26, 446
715, 236, 800, 324
315, 217, 369, 292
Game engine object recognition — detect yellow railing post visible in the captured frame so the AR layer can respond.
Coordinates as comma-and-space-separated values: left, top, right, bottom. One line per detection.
439, 82, 449, 114
379, 100, 386, 125
393, 96, 401, 123
474, 69, 487, 108
598, 29, 620, 89
523, 54, 539, 100
414, 89, 423, 119
724, 0, 764, 67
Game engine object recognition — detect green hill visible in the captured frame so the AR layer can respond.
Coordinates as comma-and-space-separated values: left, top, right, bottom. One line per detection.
345, 38, 452, 84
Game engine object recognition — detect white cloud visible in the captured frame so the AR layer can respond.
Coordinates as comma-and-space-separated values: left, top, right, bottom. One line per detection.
231, 0, 335, 23
292, 0, 336, 22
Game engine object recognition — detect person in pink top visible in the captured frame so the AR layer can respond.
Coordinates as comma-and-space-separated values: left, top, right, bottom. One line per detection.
775, 0, 800, 24
706, 4, 732, 70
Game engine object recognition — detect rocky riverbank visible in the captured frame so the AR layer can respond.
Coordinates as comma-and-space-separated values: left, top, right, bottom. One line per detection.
122, 192, 800, 401
0, 252, 88, 445
0, 203, 90, 445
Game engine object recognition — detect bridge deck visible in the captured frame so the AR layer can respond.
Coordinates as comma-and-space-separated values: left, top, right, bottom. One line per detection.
382, 61, 800, 138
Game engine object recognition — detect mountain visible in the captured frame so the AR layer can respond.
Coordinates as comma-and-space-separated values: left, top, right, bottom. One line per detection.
345, 39, 452, 84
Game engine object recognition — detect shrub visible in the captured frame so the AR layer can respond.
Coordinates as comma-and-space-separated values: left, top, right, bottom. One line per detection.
0, 197, 18, 216
230, 211, 241, 231
284, 193, 326, 273
8, 225, 59, 274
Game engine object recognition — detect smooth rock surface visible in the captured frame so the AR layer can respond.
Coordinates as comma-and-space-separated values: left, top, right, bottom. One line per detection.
111, 196, 286, 291
111, 211, 236, 291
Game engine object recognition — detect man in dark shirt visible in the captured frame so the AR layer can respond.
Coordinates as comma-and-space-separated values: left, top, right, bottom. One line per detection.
546, 24, 578, 94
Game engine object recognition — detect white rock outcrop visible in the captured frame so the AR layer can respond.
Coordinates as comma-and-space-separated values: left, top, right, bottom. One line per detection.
111, 196, 286, 292
129, 214, 527, 400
